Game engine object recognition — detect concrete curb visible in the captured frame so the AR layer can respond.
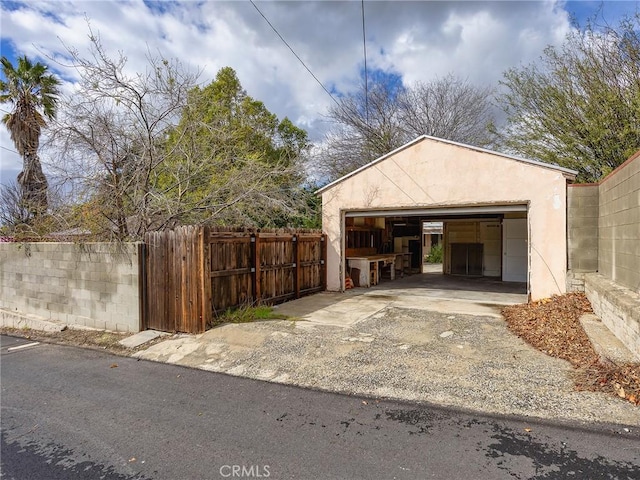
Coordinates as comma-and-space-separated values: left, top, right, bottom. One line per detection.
119, 330, 171, 348
0, 308, 67, 333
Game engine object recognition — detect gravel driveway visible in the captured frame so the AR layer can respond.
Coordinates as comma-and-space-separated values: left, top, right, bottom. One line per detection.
135, 304, 640, 426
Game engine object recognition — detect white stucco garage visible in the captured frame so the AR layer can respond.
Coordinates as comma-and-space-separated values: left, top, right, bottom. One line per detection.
318, 136, 578, 301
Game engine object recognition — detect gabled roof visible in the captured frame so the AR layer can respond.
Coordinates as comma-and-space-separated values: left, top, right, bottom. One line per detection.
316, 135, 579, 195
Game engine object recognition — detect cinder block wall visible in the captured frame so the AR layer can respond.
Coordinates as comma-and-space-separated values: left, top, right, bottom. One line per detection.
598, 153, 640, 292
0, 242, 141, 332
567, 184, 599, 272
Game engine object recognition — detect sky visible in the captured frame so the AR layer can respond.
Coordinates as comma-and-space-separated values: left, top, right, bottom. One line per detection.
0, 0, 638, 187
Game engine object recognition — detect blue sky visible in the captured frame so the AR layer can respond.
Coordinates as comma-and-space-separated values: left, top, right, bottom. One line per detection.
1, 0, 638, 186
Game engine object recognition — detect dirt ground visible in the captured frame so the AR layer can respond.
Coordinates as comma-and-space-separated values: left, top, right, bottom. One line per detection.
0, 326, 170, 356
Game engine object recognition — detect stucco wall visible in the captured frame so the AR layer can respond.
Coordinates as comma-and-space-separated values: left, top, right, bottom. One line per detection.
598, 153, 640, 292
0, 242, 141, 332
321, 138, 572, 300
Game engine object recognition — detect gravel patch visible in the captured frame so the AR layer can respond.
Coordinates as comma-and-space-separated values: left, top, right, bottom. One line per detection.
134, 306, 640, 426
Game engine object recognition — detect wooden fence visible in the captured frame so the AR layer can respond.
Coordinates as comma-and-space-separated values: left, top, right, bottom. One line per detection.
142, 226, 326, 333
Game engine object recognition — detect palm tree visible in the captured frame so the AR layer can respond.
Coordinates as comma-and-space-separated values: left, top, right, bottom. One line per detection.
1, 55, 60, 219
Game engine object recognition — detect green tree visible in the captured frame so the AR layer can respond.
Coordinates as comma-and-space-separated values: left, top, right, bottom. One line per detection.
1, 55, 60, 219
496, 14, 640, 182
159, 67, 312, 227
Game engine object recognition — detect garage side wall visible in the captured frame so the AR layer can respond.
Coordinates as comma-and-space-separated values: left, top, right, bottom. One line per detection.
0, 242, 141, 332
321, 139, 570, 300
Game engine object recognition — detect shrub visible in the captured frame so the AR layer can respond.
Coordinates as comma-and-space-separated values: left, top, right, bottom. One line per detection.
426, 244, 443, 263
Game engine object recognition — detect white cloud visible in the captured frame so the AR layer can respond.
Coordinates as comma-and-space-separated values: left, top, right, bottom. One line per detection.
0, 0, 634, 187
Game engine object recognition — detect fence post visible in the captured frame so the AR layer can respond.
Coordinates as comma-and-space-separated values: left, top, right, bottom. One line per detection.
138, 241, 147, 331
293, 235, 300, 299
199, 226, 212, 332
321, 234, 327, 291
252, 233, 261, 304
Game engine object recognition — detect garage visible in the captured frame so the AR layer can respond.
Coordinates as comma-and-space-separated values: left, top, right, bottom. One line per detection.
318, 135, 577, 300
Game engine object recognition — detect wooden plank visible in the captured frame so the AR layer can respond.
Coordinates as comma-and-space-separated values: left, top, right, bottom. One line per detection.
138, 242, 146, 331
321, 234, 327, 291
211, 267, 253, 278
253, 234, 261, 303
200, 227, 210, 331
207, 236, 252, 243
293, 235, 300, 299
259, 263, 296, 271
300, 286, 324, 295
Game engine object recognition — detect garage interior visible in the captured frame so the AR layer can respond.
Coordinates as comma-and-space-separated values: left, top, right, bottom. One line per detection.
345, 206, 528, 294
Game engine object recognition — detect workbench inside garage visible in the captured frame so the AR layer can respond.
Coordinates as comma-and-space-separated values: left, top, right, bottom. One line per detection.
346, 249, 412, 288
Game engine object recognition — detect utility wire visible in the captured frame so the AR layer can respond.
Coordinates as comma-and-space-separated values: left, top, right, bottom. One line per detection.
362, 0, 369, 124
0, 145, 18, 154
249, 0, 340, 107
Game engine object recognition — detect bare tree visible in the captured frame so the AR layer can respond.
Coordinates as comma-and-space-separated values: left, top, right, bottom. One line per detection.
319, 74, 496, 181
320, 80, 404, 180
399, 75, 495, 147
0, 181, 30, 229
50, 29, 199, 240
0, 179, 74, 239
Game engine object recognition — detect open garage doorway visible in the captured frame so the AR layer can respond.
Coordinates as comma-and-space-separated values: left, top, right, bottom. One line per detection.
320, 136, 576, 299
344, 205, 528, 297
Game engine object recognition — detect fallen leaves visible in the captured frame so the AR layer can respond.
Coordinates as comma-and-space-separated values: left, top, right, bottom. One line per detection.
502, 293, 596, 366
502, 293, 640, 406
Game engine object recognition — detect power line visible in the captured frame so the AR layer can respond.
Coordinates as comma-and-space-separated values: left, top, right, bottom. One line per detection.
249, 0, 340, 107
0, 145, 18, 154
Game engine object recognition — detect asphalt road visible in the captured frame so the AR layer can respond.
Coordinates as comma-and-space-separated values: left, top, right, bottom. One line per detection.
1, 334, 639, 480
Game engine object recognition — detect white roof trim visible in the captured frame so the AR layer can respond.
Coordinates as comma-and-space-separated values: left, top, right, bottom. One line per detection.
316, 135, 579, 195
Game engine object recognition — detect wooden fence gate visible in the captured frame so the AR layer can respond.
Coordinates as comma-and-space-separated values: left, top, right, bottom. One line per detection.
142, 226, 326, 333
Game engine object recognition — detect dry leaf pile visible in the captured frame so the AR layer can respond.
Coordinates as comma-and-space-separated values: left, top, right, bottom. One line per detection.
502, 293, 640, 406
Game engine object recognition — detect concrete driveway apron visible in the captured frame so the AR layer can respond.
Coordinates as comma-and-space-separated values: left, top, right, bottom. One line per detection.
134, 276, 640, 426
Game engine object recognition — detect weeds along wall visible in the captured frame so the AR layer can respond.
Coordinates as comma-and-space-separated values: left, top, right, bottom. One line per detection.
0, 242, 141, 332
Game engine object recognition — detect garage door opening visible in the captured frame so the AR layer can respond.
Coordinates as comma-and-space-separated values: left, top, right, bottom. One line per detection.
344, 205, 528, 296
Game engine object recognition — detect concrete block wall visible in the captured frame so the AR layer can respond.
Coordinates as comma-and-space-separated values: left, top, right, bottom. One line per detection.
565, 271, 587, 292
567, 184, 599, 272
0, 242, 141, 332
585, 273, 640, 360
598, 152, 640, 293
566, 152, 639, 358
